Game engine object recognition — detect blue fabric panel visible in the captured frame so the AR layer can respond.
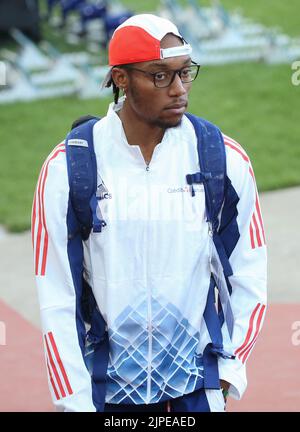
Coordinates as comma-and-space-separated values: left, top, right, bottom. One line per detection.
67, 201, 108, 411
218, 177, 240, 258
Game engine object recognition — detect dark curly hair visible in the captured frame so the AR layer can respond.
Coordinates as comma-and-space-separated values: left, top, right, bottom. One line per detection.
105, 67, 121, 104
112, 81, 120, 105
106, 65, 131, 104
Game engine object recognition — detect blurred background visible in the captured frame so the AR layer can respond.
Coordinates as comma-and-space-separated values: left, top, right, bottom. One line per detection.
0, 0, 300, 412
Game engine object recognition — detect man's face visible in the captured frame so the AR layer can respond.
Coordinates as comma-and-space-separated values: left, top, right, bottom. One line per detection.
123, 34, 192, 129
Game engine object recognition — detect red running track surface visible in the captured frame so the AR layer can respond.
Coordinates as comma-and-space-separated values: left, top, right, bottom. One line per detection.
0, 300, 299, 412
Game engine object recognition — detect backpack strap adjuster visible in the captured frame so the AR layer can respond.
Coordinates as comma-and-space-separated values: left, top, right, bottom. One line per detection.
186, 172, 212, 197
89, 194, 107, 233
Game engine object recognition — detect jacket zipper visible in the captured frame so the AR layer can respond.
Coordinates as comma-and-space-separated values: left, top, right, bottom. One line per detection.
208, 221, 214, 264
145, 162, 152, 403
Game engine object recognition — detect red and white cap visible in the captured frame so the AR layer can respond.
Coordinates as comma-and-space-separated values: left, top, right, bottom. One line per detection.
101, 14, 192, 88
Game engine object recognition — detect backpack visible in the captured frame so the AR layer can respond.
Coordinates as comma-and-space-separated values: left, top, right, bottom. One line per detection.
66, 110, 235, 328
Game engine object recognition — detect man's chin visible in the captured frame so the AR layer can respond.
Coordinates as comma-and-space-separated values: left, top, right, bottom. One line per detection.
155, 114, 183, 129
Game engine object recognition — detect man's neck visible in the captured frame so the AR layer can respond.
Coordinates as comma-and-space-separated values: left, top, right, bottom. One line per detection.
118, 105, 165, 165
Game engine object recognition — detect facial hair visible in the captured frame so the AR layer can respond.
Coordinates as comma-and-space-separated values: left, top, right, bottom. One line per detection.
128, 84, 184, 130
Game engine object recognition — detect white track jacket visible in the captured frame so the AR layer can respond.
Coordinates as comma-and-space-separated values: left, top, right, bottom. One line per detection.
32, 101, 267, 411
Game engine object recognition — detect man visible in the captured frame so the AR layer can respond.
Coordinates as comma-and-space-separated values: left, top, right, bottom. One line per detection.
32, 14, 267, 412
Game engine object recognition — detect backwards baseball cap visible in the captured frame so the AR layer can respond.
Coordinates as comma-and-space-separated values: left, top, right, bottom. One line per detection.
101, 14, 192, 88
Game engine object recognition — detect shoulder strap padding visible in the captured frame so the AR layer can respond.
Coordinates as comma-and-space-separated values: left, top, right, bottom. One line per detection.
71, 114, 99, 130
65, 116, 100, 239
185, 113, 232, 277
185, 112, 226, 231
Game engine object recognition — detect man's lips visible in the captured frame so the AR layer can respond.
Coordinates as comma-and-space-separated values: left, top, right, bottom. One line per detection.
164, 103, 187, 114
164, 103, 187, 110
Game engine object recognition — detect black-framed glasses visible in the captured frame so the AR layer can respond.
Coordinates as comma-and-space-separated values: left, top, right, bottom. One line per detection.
122, 61, 201, 88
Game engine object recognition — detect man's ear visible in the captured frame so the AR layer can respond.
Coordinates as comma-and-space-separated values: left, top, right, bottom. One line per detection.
111, 67, 129, 91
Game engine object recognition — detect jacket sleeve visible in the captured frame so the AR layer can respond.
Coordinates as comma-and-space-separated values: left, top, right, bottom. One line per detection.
217, 135, 267, 400
31, 143, 96, 411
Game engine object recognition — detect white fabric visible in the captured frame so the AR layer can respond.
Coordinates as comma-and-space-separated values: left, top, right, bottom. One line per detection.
33, 100, 267, 410
114, 14, 182, 42
205, 389, 226, 412
160, 44, 192, 59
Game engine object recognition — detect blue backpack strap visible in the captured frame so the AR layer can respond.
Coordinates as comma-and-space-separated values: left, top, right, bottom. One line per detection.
185, 113, 236, 351
65, 117, 106, 240
185, 112, 232, 277
203, 278, 235, 359
65, 115, 109, 411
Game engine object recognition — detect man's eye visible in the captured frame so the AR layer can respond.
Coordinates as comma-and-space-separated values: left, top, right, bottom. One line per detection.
181, 68, 192, 77
155, 72, 168, 81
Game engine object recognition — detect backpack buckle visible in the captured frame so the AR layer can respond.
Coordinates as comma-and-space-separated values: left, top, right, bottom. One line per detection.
186, 172, 212, 196
93, 220, 107, 233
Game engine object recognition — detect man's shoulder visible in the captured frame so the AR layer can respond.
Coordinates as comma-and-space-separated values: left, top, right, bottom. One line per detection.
41, 142, 67, 176
182, 115, 251, 164
222, 133, 251, 166
183, 113, 225, 144
221, 134, 255, 191
44, 142, 66, 162
35, 142, 68, 200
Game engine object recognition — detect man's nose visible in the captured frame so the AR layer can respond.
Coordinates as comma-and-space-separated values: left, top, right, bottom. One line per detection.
168, 72, 187, 96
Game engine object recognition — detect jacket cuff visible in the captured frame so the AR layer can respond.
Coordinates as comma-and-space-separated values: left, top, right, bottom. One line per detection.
218, 357, 247, 400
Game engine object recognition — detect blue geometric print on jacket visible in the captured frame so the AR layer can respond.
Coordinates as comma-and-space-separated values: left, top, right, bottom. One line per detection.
105, 296, 204, 404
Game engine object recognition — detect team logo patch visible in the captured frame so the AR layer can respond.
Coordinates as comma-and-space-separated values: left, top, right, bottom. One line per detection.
96, 181, 112, 200
67, 139, 88, 147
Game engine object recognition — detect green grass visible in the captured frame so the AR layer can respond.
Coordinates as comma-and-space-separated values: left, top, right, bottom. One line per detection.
0, 1, 300, 231
0, 96, 109, 232
188, 62, 300, 191
123, 0, 300, 37
1, 61, 299, 231
211, 0, 300, 37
